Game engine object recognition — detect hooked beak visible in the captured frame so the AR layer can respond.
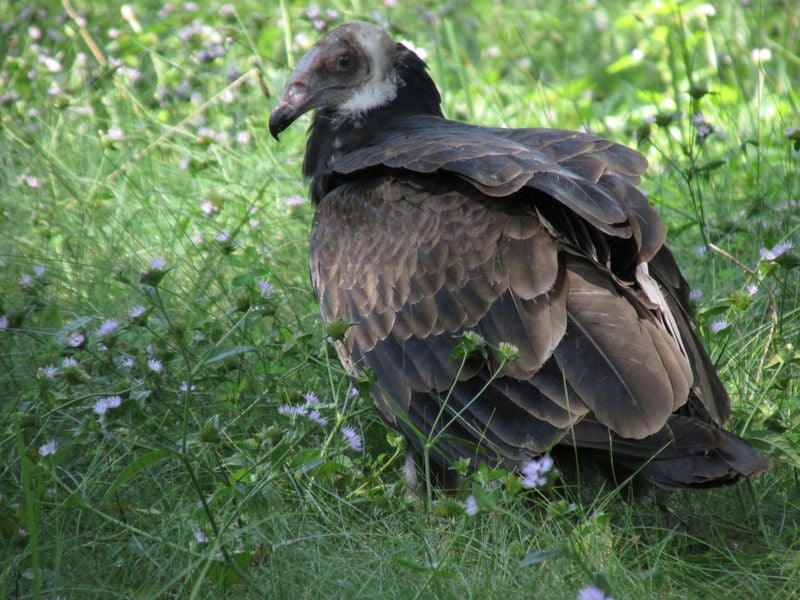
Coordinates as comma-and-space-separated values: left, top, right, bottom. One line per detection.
269, 81, 312, 139
269, 49, 321, 140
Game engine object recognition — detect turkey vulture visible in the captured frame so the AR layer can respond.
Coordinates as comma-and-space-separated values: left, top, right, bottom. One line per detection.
269, 22, 770, 489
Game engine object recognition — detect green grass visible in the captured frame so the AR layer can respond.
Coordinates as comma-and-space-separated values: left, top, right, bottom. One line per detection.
1, 1, 799, 598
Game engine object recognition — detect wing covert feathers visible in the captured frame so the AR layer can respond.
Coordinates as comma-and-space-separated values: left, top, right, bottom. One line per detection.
308, 124, 768, 489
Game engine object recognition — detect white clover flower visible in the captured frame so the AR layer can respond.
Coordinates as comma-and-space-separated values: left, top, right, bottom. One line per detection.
750, 48, 772, 63
23, 175, 41, 188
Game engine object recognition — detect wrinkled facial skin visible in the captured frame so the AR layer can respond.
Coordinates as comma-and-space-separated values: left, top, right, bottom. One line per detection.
269, 30, 373, 138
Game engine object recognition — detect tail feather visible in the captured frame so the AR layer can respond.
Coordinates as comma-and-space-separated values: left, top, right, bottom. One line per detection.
564, 414, 771, 489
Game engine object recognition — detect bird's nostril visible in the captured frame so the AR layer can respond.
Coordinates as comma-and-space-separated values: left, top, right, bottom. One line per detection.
286, 81, 308, 104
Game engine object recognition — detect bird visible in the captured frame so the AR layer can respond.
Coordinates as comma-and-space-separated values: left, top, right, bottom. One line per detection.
269, 21, 770, 489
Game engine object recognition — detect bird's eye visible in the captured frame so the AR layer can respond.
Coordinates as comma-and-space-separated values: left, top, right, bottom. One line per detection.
336, 53, 354, 71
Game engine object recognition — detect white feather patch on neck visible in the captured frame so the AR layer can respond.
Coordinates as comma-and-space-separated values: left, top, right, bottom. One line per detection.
337, 24, 397, 116
338, 76, 398, 114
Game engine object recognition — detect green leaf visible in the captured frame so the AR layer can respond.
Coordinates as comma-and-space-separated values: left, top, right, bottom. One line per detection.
746, 431, 800, 468
394, 558, 457, 579
102, 449, 174, 503
519, 547, 568, 567
205, 345, 256, 365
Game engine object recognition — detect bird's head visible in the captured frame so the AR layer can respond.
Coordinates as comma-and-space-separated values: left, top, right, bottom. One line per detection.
269, 22, 399, 139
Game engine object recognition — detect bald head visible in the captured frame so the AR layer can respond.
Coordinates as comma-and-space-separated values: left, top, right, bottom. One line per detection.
269, 22, 399, 138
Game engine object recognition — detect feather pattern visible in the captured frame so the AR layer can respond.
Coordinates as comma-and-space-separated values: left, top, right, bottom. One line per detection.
275, 21, 769, 489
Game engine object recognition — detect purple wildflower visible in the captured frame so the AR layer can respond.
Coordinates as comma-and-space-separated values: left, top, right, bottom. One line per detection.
689, 289, 703, 302
521, 454, 554, 489
38, 439, 59, 457
19, 274, 34, 288
308, 410, 328, 426
341, 425, 363, 452
773, 240, 794, 255
129, 305, 145, 319
64, 331, 85, 348
194, 529, 208, 543
0, 315, 8, 330
257, 279, 274, 297
61, 357, 78, 368
303, 391, 320, 405
746, 283, 759, 297
93, 395, 123, 415
33, 265, 46, 277
577, 587, 613, 600
710, 319, 729, 333
38, 365, 58, 379
278, 405, 308, 417
147, 358, 163, 374
284, 195, 305, 207
95, 318, 119, 338
464, 494, 479, 516
200, 200, 218, 215
759, 241, 793, 262
150, 256, 167, 270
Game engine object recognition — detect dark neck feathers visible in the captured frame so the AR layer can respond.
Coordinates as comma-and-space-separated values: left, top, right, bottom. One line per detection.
303, 44, 443, 184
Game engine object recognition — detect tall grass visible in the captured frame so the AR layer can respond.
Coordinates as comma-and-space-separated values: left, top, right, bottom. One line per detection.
1, 1, 798, 598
